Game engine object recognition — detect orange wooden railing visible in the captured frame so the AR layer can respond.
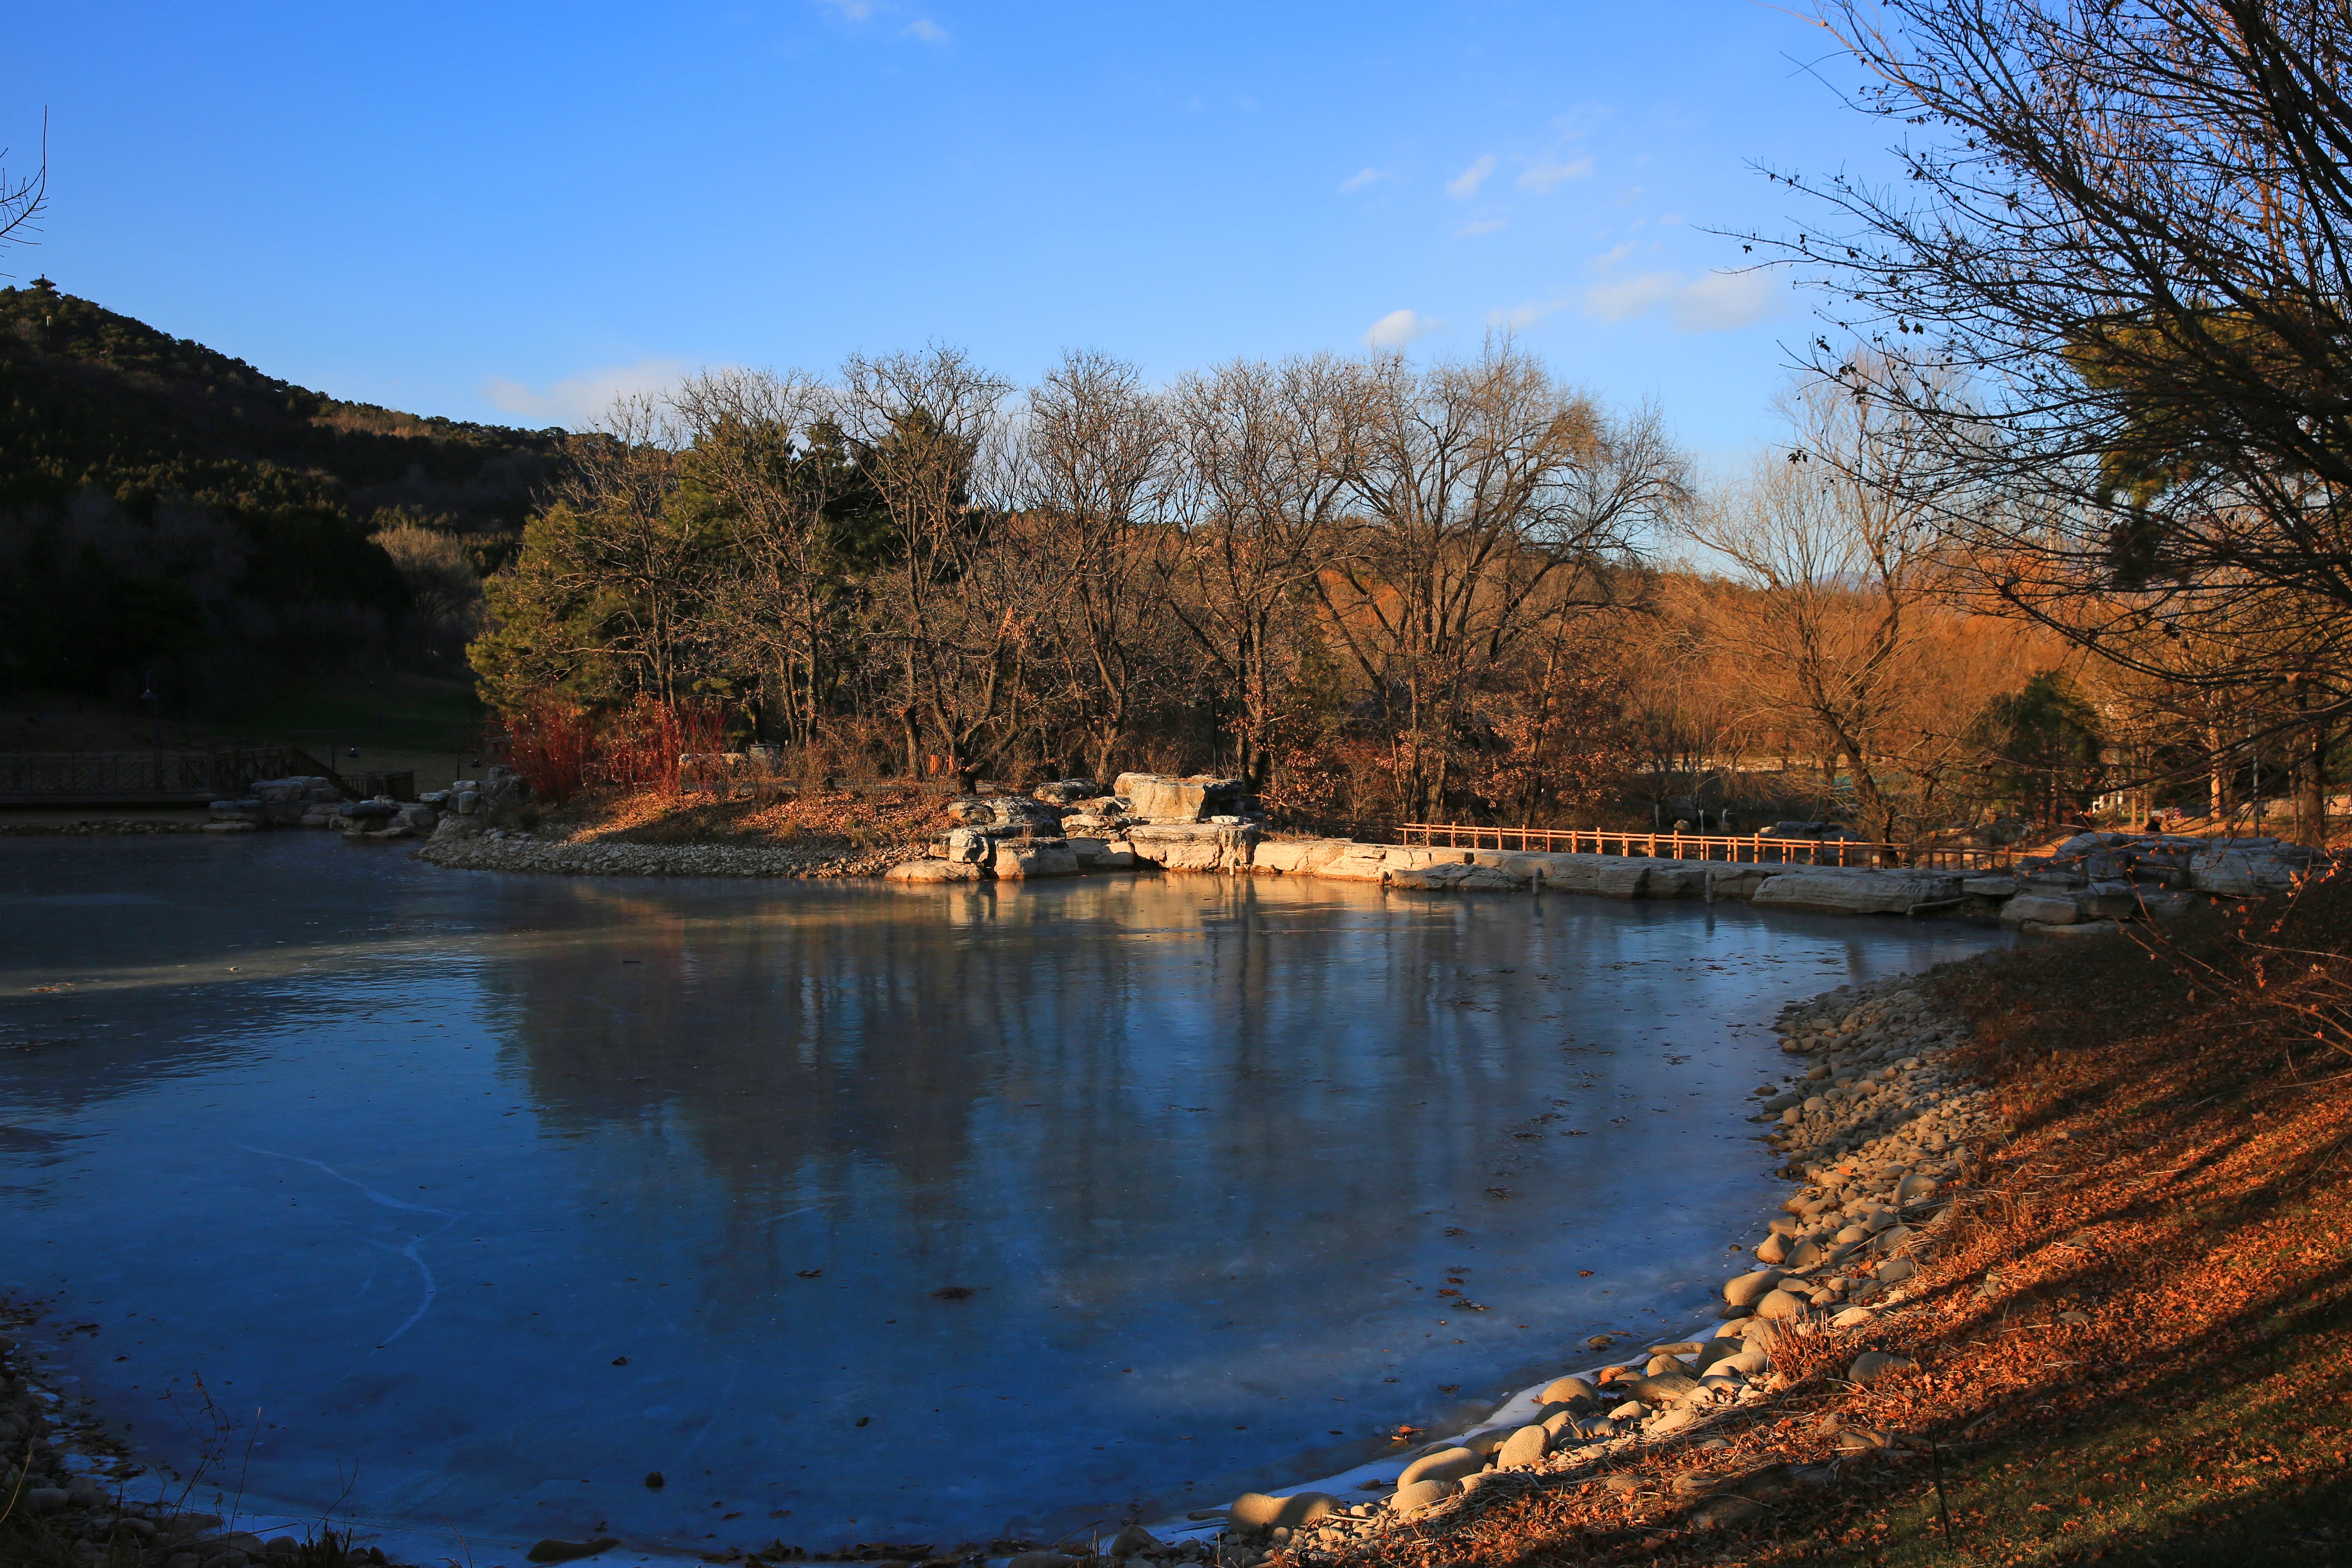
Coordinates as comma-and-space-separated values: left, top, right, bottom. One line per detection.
1389, 822, 2012, 871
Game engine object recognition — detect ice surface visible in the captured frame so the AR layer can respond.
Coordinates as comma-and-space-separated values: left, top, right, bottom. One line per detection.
0, 837, 2004, 1550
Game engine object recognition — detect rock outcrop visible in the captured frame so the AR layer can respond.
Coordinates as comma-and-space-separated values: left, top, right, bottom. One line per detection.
1112, 772, 1256, 824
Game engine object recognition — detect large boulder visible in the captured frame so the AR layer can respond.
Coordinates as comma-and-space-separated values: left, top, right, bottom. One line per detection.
2190, 842, 2326, 896
1112, 772, 1252, 824
1065, 836, 1137, 870
1529, 853, 1605, 893
445, 766, 532, 826
1752, 870, 1962, 915
1126, 822, 1257, 872
887, 858, 985, 884
1314, 843, 1396, 881
250, 775, 340, 825
990, 795, 1066, 831
1031, 778, 1102, 806
993, 841, 1080, 880
1595, 863, 1650, 898
2000, 892, 2080, 926
1252, 838, 1350, 875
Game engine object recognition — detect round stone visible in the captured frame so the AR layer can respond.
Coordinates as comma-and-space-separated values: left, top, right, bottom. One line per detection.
1847, 1351, 1915, 1383
1227, 1492, 1336, 1532
1396, 1447, 1483, 1488
1498, 1424, 1550, 1468
1388, 1478, 1459, 1515
1539, 1375, 1599, 1407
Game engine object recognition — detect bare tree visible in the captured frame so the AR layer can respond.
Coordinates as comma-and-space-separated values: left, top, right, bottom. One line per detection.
538, 394, 713, 706
670, 367, 848, 744
1754, 0, 2352, 789
1321, 344, 1683, 817
1021, 350, 1177, 782
840, 346, 1022, 782
1165, 355, 1360, 788
1685, 375, 1953, 845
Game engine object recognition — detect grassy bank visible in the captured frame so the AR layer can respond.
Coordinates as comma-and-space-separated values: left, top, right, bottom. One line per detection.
1332, 879, 2352, 1566
537, 783, 945, 858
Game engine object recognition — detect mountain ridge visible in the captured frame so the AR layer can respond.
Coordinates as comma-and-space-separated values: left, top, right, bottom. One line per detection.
0, 282, 569, 698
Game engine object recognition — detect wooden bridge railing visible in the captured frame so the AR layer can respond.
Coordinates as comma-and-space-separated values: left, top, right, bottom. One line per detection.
0, 746, 352, 805
1390, 822, 2012, 872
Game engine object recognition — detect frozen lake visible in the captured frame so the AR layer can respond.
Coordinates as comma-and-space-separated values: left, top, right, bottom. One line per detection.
0, 836, 2004, 1550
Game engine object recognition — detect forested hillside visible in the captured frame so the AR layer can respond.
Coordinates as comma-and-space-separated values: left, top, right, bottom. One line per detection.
0, 280, 566, 700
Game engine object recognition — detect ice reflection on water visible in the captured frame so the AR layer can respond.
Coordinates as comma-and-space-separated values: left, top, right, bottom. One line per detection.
0, 837, 2005, 1547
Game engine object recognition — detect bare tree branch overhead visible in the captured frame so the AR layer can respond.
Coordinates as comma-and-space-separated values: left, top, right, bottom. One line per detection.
1726, 0, 2352, 827
1743, 4, 2352, 664
0, 109, 48, 266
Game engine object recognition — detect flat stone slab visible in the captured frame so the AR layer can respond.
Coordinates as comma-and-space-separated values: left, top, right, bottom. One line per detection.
1749, 871, 1962, 916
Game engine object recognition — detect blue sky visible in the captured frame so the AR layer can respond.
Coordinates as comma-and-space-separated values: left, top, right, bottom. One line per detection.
9, 2, 1898, 457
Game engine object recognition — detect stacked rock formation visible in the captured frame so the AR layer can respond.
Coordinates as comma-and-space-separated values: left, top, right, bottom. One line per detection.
884, 773, 1259, 884
202, 776, 345, 833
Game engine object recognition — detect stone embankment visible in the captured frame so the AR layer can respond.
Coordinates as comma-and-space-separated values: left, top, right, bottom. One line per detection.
203, 768, 520, 842
1150, 972, 2001, 1563
881, 776, 2322, 918
392, 769, 2327, 917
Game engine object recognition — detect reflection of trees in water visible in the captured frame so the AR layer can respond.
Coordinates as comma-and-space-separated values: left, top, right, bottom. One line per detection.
483, 876, 1646, 1332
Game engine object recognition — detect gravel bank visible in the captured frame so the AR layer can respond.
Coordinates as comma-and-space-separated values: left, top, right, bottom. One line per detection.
414, 832, 906, 880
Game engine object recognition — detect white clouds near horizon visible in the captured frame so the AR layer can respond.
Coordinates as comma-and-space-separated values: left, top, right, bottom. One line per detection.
482, 356, 697, 428
1339, 166, 1384, 192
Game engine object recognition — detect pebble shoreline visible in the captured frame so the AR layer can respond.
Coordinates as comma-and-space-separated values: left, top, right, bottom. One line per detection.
414, 832, 910, 880
1147, 969, 2005, 1563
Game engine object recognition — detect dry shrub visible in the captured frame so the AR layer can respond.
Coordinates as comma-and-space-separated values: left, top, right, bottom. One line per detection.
496, 697, 728, 805
499, 699, 597, 804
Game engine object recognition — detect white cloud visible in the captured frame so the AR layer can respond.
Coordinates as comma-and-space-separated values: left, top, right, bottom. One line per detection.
1487, 297, 1568, 330
812, 0, 873, 17
1583, 272, 1679, 323
1591, 240, 1639, 269
1580, 270, 1783, 333
1659, 213, 1685, 226
1518, 157, 1593, 193
1446, 153, 1497, 200
1456, 217, 1507, 237
1669, 270, 1781, 332
903, 17, 947, 41
1339, 166, 1384, 193
1363, 309, 1446, 348
482, 357, 695, 428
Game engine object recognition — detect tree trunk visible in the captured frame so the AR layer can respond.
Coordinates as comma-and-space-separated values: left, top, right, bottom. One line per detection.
2297, 709, 2329, 847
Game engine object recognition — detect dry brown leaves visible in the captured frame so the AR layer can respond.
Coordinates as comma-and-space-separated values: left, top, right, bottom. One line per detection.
540, 786, 947, 866
1320, 879, 2352, 1567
